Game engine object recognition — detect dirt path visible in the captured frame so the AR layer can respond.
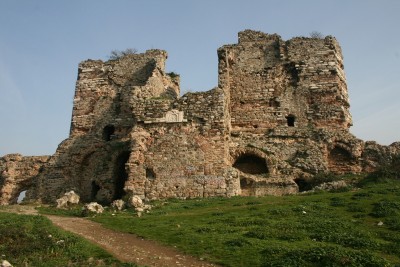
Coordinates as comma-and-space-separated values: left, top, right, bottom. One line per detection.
1, 206, 218, 267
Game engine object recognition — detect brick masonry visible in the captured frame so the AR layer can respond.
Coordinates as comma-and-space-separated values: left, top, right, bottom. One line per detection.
1, 30, 399, 204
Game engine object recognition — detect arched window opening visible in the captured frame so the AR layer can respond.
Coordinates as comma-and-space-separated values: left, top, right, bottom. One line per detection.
113, 151, 130, 200
103, 125, 115, 141
233, 154, 268, 175
286, 115, 295, 127
146, 168, 156, 180
91, 181, 100, 201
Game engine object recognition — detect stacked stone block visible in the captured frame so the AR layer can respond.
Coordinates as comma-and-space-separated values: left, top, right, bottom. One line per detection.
0, 30, 399, 205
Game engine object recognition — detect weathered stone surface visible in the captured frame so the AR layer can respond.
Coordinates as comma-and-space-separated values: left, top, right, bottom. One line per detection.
0, 154, 50, 205
314, 181, 348, 191
111, 199, 125, 211
128, 195, 143, 208
83, 202, 104, 214
56, 191, 80, 208
0, 260, 12, 267
0, 30, 399, 205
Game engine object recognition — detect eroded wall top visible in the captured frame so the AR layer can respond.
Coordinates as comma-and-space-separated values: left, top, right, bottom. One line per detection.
218, 30, 351, 133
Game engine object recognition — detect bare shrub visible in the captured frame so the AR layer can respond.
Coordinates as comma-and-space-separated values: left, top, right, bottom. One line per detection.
309, 31, 324, 39
109, 48, 138, 60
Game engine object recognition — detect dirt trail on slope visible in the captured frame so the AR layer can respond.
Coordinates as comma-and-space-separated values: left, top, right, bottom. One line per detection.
1, 205, 218, 267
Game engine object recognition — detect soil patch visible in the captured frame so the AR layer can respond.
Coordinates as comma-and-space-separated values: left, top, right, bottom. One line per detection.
0, 205, 218, 267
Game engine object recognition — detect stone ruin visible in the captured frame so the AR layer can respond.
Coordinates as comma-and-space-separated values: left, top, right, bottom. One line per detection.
1, 30, 399, 205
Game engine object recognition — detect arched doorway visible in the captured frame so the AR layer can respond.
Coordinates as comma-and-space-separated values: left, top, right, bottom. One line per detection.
113, 151, 130, 200
233, 154, 268, 175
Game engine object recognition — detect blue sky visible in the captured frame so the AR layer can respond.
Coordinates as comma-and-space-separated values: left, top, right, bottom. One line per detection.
0, 0, 399, 156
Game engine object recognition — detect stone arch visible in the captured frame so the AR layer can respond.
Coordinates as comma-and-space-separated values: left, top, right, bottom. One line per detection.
10, 184, 31, 205
231, 148, 271, 196
232, 152, 268, 175
328, 145, 354, 173
17, 190, 27, 204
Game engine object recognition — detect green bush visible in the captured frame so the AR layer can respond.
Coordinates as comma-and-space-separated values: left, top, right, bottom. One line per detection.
166, 71, 179, 79
109, 48, 137, 60
370, 200, 400, 218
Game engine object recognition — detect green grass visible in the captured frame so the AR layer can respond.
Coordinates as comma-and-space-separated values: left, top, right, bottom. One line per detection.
0, 212, 136, 267
39, 175, 400, 266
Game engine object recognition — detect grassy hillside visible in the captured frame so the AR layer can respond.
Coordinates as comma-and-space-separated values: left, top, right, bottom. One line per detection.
36, 161, 400, 267
81, 176, 400, 267
0, 212, 136, 266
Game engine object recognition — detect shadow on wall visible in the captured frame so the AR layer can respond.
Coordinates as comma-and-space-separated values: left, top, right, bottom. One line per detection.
233, 154, 268, 174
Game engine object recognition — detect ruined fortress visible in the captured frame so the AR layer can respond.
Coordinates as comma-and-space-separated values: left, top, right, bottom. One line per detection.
1, 30, 399, 205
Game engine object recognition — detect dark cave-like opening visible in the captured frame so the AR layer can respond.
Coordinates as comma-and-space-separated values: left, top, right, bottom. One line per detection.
294, 178, 311, 192
233, 154, 268, 175
146, 168, 156, 180
113, 151, 130, 200
103, 125, 115, 141
286, 115, 295, 127
91, 181, 100, 201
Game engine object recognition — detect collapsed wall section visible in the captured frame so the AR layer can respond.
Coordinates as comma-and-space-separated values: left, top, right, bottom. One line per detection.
218, 30, 351, 133
0, 154, 50, 204
25, 50, 181, 204
1, 30, 399, 205
24, 49, 234, 204
70, 49, 179, 138
125, 88, 234, 200
218, 30, 398, 196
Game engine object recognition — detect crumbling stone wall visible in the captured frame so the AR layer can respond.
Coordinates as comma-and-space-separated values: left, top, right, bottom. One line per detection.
10, 49, 232, 204
218, 30, 350, 132
1, 30, 399, 205
0, 154, 49, 204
